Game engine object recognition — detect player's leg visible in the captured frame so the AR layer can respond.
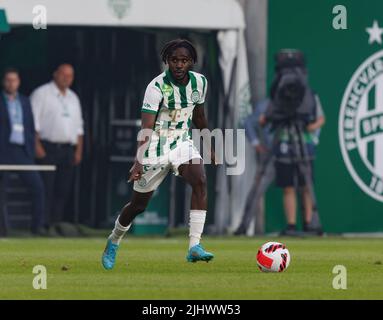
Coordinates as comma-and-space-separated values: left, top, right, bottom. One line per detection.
102, 161, 169, 270
179, 160, 207, 210
178, 160, 214, 262
102, 191, 153, 270
109, 191, 153, 244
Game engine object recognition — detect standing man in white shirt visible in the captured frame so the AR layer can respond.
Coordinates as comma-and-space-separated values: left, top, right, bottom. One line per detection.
30, 64, 84, 230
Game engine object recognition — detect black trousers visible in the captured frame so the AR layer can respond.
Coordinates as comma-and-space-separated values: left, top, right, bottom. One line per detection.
3, 144, 45, 233
38, 141, 76, 226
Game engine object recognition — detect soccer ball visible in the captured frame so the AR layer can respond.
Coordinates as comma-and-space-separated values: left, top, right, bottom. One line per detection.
256, 242, 291, 273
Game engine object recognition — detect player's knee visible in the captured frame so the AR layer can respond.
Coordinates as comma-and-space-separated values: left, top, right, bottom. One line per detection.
131, 203, 147, 215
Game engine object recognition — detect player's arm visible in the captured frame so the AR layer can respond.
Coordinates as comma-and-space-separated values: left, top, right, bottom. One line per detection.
128, 112, 156, 182
192, 104, 208, 130
128, 81, 161, 182
192, 104, 216, 165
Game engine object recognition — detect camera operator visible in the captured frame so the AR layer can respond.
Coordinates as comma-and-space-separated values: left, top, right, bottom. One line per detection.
261, 49, 325, 236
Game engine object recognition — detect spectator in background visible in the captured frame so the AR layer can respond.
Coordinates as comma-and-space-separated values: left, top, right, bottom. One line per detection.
0, 67, 45, 235
30, 64, 84, 232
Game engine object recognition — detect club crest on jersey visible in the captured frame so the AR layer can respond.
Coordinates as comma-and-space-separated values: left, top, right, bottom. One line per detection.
191, 90, 200, 103
339, 50, 383, 202
162, 84, 174, 97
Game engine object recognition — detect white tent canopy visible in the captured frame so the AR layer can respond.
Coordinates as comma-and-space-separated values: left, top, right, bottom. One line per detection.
1, 0, 245, 30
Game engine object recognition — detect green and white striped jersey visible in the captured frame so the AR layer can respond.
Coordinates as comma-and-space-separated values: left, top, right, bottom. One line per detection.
141, 70, 208, 157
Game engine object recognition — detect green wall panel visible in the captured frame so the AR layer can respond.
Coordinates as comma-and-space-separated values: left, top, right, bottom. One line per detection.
266, 0, 383, 232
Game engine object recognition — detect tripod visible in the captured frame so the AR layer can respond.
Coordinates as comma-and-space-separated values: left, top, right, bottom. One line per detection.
273, 119, 322, 233
237, 118, 322, 236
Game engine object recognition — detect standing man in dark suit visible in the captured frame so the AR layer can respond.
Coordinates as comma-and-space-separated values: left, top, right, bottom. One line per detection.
0, 67, 45, 235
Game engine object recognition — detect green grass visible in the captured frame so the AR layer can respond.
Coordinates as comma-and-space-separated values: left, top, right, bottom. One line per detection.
0, 236, 382, 299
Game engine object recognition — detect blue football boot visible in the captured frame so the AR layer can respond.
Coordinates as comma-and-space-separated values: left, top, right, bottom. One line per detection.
102, 238, 119, 270
186, 244, 214, 263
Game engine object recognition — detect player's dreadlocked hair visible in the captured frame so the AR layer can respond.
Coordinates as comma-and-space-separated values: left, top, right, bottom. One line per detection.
160, 39, 198, 64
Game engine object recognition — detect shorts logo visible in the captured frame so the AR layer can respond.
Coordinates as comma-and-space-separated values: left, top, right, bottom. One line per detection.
339, 50, 383, 202
137, 177, 147, 188
162, 84, 174, 97
191, 90, 200, 103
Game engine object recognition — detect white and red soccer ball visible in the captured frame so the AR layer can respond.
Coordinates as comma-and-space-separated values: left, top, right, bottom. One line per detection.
256, 242, 291, 272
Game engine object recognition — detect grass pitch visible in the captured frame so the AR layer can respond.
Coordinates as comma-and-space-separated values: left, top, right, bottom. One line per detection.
0, 236, 382, 300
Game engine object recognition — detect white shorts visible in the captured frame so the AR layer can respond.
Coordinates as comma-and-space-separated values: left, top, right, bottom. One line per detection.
133, 139, 202, 193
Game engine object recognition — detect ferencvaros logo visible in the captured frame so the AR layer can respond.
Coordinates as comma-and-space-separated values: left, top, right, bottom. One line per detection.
191, 90, 200, 103
339, 50, 383, 202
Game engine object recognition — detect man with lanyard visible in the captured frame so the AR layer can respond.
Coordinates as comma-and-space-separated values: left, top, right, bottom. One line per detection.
30, 64, 84, 232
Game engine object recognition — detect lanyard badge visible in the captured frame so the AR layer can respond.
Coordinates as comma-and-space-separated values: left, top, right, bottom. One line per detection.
58, 95, 70, 118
